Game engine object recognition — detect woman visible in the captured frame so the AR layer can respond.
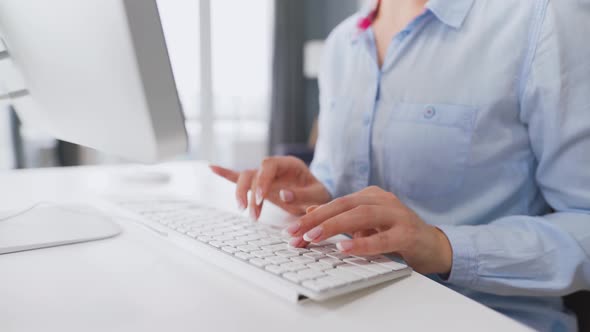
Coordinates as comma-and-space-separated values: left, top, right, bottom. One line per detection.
211, 0, 590, 331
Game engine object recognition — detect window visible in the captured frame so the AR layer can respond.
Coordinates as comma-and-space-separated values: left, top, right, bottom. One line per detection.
158, 0, 274, 169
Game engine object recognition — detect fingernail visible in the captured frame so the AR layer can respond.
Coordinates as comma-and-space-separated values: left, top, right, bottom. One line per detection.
237, 199, 245, 211
336, 240, 353, 252
285, 222, 300, 235
303, 226, 323, 242
249, 208, 257, 221
279, 189, 294, 203
256, 188, 263, 206
289, 237, 303, 247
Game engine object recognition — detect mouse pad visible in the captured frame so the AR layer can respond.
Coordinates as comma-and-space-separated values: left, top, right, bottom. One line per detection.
0, 205, 122, 254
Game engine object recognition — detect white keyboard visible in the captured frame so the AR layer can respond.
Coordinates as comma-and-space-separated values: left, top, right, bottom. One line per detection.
116, 199, 412, 302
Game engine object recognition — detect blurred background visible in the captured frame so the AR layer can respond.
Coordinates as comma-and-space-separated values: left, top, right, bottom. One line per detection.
0, 0, 362, 171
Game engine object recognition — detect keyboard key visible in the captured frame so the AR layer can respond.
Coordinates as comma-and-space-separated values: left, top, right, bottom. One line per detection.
237, 245, 260, 253
249, 258, 271, 267
303, 252, 326, 261
252, 250, 275, 258
208, 241, 225, 248
302, 280, 332, 292
318, 257, 345, 267
267, 236, 284, 243
327, 252, 353, 260
287, 247, 310, 254
275, 250, 299, 258
266, 255, 291, 265
216, 227, 235, 234
306, 262, 334, 271
175, 227, 189, 234
251, 238, 282, 246
370, 257, 408, 271
265, 264, 290, 275
337, 263, 380, 278
186, 231, 199, 238
310, 245, 336, 254
325, 268, 364, 282
281, 262, 307, 272
283, 272, 307, 284
290, 256, 316, 264
353, 255, 383, 261
217, 234, 235, 242
203, 230, 223, 237
261, 243, 288, 252
234, 252, 254, 261
222, 246, 239, 254
314, 276, 349, 288
238, 234, 261, 242
250, 239, 273, 247
225, 240, 247, 247
224, 231, 245, 238
197, 236, 213, 243
344, 258, 390, 274
297, 268, 326, 280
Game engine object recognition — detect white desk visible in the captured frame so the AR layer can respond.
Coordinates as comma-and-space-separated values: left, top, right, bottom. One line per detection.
0, 162, 531, 332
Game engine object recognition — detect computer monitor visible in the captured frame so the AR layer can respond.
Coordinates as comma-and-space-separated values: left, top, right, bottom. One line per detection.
0, 0, 190, 255
0, 0, 188, 163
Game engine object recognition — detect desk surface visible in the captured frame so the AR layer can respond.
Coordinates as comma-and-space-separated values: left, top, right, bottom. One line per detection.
0, 162, 531, 332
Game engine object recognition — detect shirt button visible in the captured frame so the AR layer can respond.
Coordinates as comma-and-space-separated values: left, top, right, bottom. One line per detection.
424, 105, 436, 119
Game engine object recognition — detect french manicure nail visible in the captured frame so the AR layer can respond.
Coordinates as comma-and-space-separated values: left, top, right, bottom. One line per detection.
303, 227, 323, 242
237, 199, 246, 211
286, 222, 300, 235
279, 189, 294, 203
256, 188, 263, 206
249, 208, 257, 221
336, 241, 353, 252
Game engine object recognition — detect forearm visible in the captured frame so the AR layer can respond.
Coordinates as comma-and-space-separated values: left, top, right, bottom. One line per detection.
438, 213, 590, 296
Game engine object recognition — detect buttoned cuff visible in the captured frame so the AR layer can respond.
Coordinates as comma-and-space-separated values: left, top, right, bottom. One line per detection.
436, 225, 478, 287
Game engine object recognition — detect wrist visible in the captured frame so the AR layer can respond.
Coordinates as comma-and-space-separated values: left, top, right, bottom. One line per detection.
432, 226, 453, 275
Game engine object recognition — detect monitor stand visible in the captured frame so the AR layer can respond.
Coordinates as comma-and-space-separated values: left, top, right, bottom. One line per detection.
0, 204, 122, 255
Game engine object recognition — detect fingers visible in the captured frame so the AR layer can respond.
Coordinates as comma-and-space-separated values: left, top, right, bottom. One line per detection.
336, 231, 397, 256
286, 183, 331, 207
255, 158, 280, 203
306, 205, 320, 214
301, 205, 398, 243
235, 170, 255, 211
288, 236, 306, 248
249, 173, 262, 220
255, 156, 303, 203
353, 229, 377, 238
209, 165, 239, 183
288, 194, 385, 238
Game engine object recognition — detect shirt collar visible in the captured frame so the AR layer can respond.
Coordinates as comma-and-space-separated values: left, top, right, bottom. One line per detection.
425, 0, 474, 29
350, 0, 474, 43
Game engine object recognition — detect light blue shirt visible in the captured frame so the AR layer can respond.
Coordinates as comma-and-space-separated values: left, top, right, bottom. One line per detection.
310, 1, 590, 331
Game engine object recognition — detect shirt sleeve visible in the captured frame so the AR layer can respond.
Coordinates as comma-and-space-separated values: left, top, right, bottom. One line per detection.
438, 1, 590, 296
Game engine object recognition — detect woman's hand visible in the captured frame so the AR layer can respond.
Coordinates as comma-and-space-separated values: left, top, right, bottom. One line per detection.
286, 186, 453, 275
210, 156, 331, 220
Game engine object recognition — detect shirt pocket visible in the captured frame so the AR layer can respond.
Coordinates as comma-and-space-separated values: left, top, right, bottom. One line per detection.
381, 102, 477, 200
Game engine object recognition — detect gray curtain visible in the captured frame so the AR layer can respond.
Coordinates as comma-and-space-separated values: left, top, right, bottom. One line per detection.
268, 0, 307, 153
